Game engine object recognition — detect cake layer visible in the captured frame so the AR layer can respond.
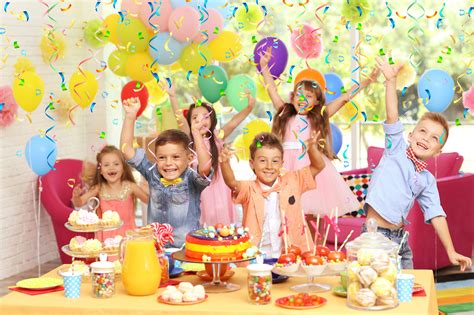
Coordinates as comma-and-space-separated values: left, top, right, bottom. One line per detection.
185, 233, 249, 246
185, 248, 245, 261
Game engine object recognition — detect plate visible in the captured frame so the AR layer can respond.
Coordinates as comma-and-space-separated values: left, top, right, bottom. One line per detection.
332, 285, 347, 297
170, 267, 185, 279
158, 294, 208, 305
412, 283, 424, 294
16, 277, 63, 290
64, 221, 123, 232
196, 270, 235, 282
272, 273, 289, 284
275, 295, 327, 309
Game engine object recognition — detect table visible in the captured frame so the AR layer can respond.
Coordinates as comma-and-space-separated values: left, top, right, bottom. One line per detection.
0, 266, 438, 315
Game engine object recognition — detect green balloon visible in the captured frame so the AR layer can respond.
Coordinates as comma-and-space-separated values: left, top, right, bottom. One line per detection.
108, 49, 129, 77
84, 19, 107, 48
198, 65, 228, 103
226, 74, 256, 112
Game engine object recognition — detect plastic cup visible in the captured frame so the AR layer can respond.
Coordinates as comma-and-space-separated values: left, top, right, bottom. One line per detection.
396, 273, 414, 302
340, 270, 348, 290
62, 271, 82, 298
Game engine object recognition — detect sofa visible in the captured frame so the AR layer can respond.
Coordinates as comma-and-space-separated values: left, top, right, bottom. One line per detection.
324, 146, 474, 270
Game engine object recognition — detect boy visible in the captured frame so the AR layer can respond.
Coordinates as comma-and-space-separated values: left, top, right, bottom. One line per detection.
121, 97, 213, 247
220, 132, 325, 258
363, 57, 472, 271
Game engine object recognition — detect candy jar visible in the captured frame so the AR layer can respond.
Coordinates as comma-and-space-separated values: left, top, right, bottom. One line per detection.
157, 251, 169, 285
247, 264, 273, 305
90, 254, 115, 298
345, 219, 399, 310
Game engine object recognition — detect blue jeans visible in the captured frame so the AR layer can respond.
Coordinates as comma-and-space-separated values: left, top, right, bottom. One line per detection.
361, 224, 413, 269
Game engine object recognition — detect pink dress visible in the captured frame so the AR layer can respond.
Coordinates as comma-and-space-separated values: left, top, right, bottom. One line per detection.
282, 115, 360, 216
199, 131, 236, 226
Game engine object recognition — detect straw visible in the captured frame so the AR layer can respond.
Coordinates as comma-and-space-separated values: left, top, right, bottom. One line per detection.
281, 210, 288, 254
397, 231, 409, 255
322, 208, 334, 247
338, 230, 354, 251
301, 210, 311, 251
312, 214, 320, 255
334, 207, 339, 251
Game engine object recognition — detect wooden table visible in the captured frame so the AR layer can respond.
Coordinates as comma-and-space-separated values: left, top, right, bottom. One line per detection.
0, 266, 438, 315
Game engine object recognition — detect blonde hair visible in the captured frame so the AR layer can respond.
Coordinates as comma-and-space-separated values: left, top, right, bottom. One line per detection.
419, 112, 449, 147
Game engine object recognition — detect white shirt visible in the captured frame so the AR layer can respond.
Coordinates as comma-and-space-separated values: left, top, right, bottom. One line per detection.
259, 179, 283, 259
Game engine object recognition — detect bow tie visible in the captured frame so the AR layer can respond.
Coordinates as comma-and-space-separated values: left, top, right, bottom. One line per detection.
260, 181, 281, 198
160, 177, 183, 187
406, 147, 428, 173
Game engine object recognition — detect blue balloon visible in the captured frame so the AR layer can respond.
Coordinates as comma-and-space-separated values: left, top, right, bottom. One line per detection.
324, 73, 343, 103
25, 135, 57, 176
149, 32, 186, 65
170, 0, 231, 26
330, 123, 343, 155
417, 69, 454, 112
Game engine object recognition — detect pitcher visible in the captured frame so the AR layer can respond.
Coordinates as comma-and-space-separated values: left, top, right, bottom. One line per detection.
120, 228, 161, 296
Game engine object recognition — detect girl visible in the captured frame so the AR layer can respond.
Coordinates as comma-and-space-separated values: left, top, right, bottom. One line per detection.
72, 145, 149, 239
166, 83, 255, 225
259, 46, 379, 217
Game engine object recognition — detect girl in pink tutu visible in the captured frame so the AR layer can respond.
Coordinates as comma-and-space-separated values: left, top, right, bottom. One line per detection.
167, 85, 255, 226
259, 47, 379, 218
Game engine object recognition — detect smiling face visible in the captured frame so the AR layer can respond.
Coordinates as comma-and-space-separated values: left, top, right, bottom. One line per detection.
155, 143, 192, 181
99, 152, 124, 184
250, 146, 284, 187
190, 105, 213, 135
292, 87, 317, 114
408, 119, 445, 160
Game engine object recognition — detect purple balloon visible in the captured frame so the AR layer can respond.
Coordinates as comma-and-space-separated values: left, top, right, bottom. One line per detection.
254, 37, 288, 79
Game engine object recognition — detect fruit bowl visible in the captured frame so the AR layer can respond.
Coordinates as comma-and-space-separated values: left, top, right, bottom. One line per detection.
273, 263, 299, 275
301, 263, 326, 277
327, 261, 347, 272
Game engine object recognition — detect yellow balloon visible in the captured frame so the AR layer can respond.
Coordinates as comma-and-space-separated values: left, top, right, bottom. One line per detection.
108, 49, 129, 76
179, 43, 212, 74
40, 30, 66, 63
145, 81, 167, 104
117, 17, 151, 53
156, 104, 178, 132
208, 31, 242, 62
12, 71, 44, 113
232, 134, 248, 160
241, 119, 272, 160
125, 52, 156, 83
334, 101, 360, 123
235, 3, 264, 32
165, 61, 182, 72
255, 76, 272, 103
69, 70, 98, 109
103, 14, 120, 45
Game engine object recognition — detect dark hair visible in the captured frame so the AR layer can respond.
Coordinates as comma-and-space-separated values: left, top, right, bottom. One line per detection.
249, 132, 284, 160
93, 145, 136, 188
185, 102, 219, 172
271, 80, 336, 160
154, 129, 191, 152
419, 112, 449, 147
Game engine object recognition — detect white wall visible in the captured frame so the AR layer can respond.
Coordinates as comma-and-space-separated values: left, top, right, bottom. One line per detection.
0, 1, 110, 279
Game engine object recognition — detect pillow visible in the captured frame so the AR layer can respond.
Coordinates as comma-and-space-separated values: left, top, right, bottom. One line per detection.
342, 174, 372, 217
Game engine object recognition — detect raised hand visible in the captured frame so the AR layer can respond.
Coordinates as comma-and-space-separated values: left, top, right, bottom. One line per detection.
259, 46, 272, 69
448, 251, 472, 272
307, 130, 322, 148
367, 66, 381, 83
246, 94, 256, 110
123, 97, 141, 118
375, 57, 404, 82
219, 145, 234, 164
160, 79, 175, 98
72, 185, 82, 198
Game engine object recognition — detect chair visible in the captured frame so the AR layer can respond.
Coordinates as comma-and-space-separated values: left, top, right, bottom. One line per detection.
40, 159, 93, 263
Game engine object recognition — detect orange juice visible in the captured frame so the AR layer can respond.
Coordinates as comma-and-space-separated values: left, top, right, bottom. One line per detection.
122, 239, 161, 296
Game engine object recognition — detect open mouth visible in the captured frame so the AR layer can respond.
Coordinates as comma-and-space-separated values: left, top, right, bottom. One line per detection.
262, 171, 275, 177
416, 142, 428, 151
107, 171, 118, 177
163, 168, 178, 175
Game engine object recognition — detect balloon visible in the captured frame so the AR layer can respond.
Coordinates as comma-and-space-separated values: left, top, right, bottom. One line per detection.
342, 0, 371, 23
192, 9, 223, 43
254, 37, 288, 78
198, 65, 228, 103
330, 123, 343, 155
12, 71, 44, 113
125, 52, 155, 82
69, 70, 98, 109
145, 81, 167, 104
178, 43, 212, 73
324, 73, 343, 103
149, 32, 186, 65
417, 69, 454, 112
40, 30, 66, 63
294, 68, 326, 91
139, 0, 173, 32
168, 6, 200, 42
171, 0, 231, 24
121, 0, 142, 15
208, 31, 242, 62
25, 135, 57, 176
226, 75, 256, 112
108, 49, 129, 76
84, 19, 107, 48
235, 3, 264, 32
255, 76, 273, 103
117, 17, 151, 53
102, 14, 120, 45
242, 119, 271, 159
290, 24, 323, 59
232, 134, 247, 160
121, 81, 149, 118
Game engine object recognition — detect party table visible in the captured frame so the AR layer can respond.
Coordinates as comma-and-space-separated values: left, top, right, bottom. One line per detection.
0, 266, 438, 315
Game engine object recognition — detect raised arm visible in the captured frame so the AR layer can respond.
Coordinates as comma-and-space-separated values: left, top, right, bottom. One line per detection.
71, 185, 99, 208
120, 97, 140, 160
191, 119, 212, 177
307, 131, 326, 177
131, 182, 149, 204
221, 95, 255, 140
162, 81, 190, 134
219, 146, 241, 194
376, 57, 403, 124
259, 46, 285, 110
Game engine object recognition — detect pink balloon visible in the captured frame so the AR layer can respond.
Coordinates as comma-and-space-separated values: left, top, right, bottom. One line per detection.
168, 6, 200, 42
121, 0, 142, 16
192, 9, 224, 43
139, 0, 173, 32
290, 24, 323, 59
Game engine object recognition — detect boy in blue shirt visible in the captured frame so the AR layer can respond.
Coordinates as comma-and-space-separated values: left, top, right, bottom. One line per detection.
363, 57, 472, 271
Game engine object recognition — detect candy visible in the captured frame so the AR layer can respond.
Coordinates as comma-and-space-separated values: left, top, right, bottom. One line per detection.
92, 272, 114, 298
247, 274, 272, 304
370, 277, 392, 297
355, 288, 377, 307
357, 266, 378, 287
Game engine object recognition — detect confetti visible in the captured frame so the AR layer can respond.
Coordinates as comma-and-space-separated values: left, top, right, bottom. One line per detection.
99, 131, 106, 139
388, 18, 395, 28
0, 102, 4, 111
67, 178, 76, 188
386, 135, 392, 149
13, 41, 19, 48
463, 108, 469, 118
251, 35, 257, 43
455, 118, 461, 126
372, 114, 379, 122
243, 127, 249, 134
90, 102, 96, 112
437, 56, 443, 63
332, 35, 339, 43
16, 150, 23, 157
388, 57, 395, 64
112, 118, 119, 125
379, 48, 385, 56
0, 27, 6, 34
266, 110, 272, 122
324, 49, 331, 64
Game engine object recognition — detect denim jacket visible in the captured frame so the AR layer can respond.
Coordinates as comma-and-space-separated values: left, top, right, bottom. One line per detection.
128, 149, 212, 247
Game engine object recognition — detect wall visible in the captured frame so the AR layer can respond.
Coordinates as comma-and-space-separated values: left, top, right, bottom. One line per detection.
0, 1, 110, 279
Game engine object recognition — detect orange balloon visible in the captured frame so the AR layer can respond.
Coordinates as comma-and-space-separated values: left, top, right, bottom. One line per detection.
294, 68, 326, 91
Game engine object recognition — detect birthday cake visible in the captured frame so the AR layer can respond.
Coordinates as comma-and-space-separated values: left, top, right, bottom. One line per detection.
185, 224, 257, 262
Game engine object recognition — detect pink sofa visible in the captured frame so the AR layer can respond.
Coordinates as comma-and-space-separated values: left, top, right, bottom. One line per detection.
40, 159, 93, 263
325, 147, 474, 270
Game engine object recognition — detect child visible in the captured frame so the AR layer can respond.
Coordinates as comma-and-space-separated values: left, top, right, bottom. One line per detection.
120, 97, 213, 248
71, 145, 149, 239
167, 83, 255, 225
219, 132, 325, 258
71, 160, 97, 211
363, 56, 472, 271
259, 46, 379, 217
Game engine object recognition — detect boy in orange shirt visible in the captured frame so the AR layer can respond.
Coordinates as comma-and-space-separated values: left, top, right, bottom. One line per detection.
220, 132, 325, 258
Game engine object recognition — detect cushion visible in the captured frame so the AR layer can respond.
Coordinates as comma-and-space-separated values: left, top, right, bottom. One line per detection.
342, 174, 371, 217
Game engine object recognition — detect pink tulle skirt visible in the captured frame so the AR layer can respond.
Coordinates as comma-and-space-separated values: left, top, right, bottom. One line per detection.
200, 169, 236, 226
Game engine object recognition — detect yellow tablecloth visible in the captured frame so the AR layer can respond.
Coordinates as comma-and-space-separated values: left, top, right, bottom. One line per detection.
0, 266, 438, 315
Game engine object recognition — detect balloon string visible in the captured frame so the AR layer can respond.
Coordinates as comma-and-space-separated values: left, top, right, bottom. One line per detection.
406, 0, 425, 69
32, 178, 42, 277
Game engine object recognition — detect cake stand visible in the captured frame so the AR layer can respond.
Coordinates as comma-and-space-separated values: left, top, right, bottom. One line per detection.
173, 250, 255, 293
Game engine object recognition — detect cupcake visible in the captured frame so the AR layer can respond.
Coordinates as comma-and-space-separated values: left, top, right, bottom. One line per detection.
103, 235, 122, 253
100, 210, 120, 227
68, 210, 80, 226
74, 209, 99, 229
69, 236, 87, 252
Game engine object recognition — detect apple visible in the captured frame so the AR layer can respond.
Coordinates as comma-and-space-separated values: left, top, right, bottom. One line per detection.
328, 251, 346, 262
316, 245, 330, 257
278, 253, 296, 264
300, 251, 313, 261
304, 255, 323, 266
286, 245, 302, 257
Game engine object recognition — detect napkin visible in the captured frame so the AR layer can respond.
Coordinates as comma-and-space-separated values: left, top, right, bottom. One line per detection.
9, 286, 64, 296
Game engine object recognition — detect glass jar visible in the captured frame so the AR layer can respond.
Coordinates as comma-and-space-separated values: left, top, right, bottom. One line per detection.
345, 219, 399, 311
247, 264, 273, 305
157, 251, 169, 285
90, 254, 115, 298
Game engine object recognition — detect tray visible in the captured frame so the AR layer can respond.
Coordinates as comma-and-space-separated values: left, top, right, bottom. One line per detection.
158, 294, 208, 305
64, 221, 123, 233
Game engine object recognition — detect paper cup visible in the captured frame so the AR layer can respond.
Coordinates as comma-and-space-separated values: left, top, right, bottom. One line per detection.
62, 272, 82, 299
396, 273, 414, 302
